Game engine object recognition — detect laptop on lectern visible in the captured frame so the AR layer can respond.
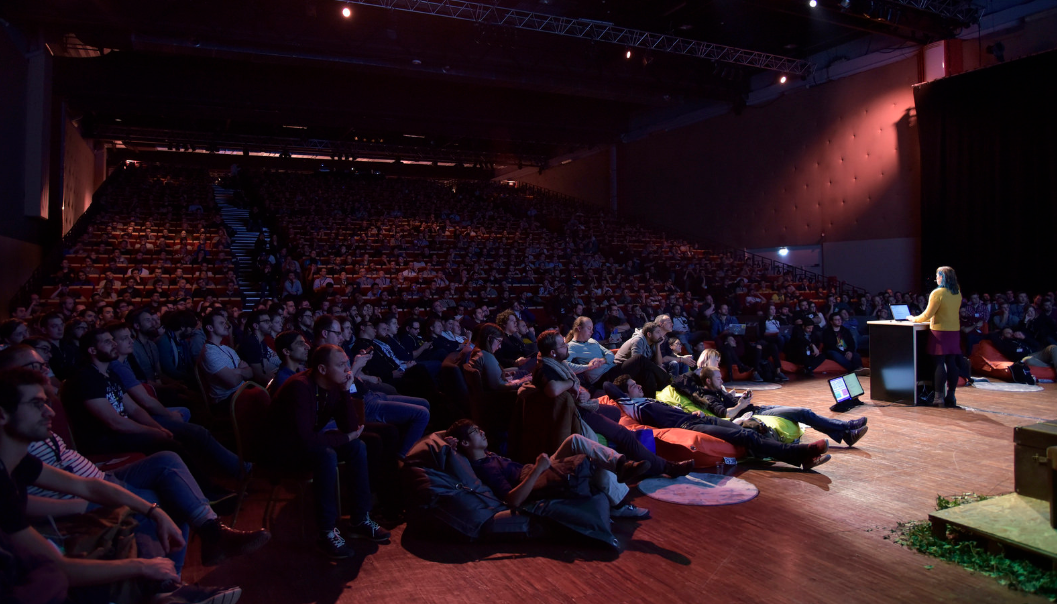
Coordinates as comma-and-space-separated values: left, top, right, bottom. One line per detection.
889, 304, 911, 321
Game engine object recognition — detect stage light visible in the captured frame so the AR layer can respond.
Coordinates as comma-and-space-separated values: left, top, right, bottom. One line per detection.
778, 247, 789, 256
341, 6, 351, 18
625, 49, 632, 59
809, 0, 817, 7
779, 75, 788, 84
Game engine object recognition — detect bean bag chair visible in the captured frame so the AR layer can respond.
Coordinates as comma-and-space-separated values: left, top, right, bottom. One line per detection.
652, 386, 803, 443
970, 340, 1056, 382
599, 396, 741, 464
402, 432, 619, 548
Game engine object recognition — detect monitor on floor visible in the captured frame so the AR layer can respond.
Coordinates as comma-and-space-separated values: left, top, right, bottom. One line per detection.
828, 373, 865, 403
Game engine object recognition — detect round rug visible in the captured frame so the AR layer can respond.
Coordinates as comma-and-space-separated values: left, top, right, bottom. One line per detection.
638, 472, 759, 506
971, 381, 1044, 393
725, 381, 782, 390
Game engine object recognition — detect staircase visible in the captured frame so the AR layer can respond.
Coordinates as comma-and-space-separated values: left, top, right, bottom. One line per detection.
215, 186, 267, 310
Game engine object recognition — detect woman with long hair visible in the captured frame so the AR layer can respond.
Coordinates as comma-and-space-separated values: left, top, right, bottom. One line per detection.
909, 266, 963, 407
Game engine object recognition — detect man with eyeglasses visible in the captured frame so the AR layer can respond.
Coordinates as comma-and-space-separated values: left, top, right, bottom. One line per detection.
238, 310, 281, 385
0, 361, 264, 603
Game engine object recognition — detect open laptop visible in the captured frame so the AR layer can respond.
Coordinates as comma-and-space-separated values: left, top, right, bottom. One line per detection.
728, 323, 747, 335
889, 304, 911, 321
828, 372, 865, 411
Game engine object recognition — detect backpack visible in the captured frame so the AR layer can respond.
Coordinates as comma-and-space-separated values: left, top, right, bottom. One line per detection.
1010, 361, 1037, 385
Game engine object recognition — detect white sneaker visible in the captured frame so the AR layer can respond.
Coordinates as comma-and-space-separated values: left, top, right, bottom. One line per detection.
611, 504, 651, 519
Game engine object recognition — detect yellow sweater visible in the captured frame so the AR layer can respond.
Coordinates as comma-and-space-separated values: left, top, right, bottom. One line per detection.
912, 288, 962, 332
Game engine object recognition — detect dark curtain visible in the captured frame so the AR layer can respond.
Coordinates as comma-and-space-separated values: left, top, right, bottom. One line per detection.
914, 49, 1057, 295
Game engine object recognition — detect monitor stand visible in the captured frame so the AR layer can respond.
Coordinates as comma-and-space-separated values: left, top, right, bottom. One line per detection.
830, 397, 863, 413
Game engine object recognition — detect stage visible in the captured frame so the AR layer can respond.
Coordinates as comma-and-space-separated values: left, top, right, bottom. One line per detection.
183, 376, 1057, 604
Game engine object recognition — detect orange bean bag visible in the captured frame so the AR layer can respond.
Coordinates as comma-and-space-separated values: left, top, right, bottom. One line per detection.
599, 396, 745, 469
970, 340, 1056, 382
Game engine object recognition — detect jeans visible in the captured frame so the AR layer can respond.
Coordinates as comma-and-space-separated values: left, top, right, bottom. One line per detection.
304, 438, 371, 532
552, 434, 628, 506
677, 415, 810, 466
153, 414, 246, 478
1023, 345, 1057, 371
754, 405, 852, 443
363, 391, 431, 456
94, 451, 214, 573
581, 405, 669, 477
825, 350, 863, 371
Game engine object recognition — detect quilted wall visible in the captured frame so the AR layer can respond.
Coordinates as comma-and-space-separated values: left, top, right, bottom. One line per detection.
617, 56, 922, 251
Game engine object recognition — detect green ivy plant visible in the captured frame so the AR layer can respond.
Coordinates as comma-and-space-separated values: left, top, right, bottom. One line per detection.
889, 493, 1057, 600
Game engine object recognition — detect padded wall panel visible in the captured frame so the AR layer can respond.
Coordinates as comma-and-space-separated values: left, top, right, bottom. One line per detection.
618, 57, 922, 251
512, 149, 611, 209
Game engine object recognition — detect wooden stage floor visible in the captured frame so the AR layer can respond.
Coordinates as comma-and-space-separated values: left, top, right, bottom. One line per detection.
183, 377, 1057, 604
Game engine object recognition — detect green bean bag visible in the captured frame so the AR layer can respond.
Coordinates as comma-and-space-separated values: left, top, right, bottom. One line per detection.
654, 386, 804, 444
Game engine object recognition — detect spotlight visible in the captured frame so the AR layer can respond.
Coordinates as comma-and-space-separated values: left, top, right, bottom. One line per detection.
779, 75, 788, 84
809, 0, 817, 6
778, 247, 789, 256
341, 6, 351, 18
625, 49, 632, 59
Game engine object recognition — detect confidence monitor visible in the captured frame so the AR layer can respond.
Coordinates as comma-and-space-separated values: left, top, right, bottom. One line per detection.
828, 373, 865, 412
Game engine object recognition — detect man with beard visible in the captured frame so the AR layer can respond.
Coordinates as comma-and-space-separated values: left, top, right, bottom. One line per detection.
532, 330, 692, 480
63, 328, 240, 500
612, 321, 671, 397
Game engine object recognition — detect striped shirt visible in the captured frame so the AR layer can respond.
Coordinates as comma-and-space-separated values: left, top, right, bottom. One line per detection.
26, 433, 104, 499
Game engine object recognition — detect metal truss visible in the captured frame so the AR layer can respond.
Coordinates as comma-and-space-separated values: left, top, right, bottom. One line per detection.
884, 0, 983, 25
339, 0, 815, 76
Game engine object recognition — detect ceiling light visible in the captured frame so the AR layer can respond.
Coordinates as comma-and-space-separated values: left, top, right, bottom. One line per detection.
779, 75, 788, 84
778, 247, 789, 256
341, 6, 351, 17
809, 0, 817, 7
625, 49, 632, 59
411, 59, 422, 65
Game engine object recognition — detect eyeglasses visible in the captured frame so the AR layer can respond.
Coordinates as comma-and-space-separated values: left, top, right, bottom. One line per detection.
21, 361, 49, 372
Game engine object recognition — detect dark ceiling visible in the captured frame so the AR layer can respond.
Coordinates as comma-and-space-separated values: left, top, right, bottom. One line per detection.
1, 0, 976, 170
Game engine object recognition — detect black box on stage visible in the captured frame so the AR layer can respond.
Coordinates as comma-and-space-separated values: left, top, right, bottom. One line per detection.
1013, 420, 1057, 501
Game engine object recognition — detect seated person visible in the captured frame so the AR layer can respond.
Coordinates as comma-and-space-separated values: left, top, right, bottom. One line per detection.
238, 310, 281, 385
611, 374, 837, 470
565, 316, 619, 390
470, 323, 531, 393
664, 369, 867, 445
0, 368, 245, 604
494, 310, 537, 373
534, 330, 692, 479
266, 345, 390, 558
271, 330, 309, 391
445, 420, 651, 518
612, 321, 671, 397
198, 311, 255, 407
991, 327, 1038, 362
60, 334, 240, 496
821, 313, 863, 371
785, 323, 826, 376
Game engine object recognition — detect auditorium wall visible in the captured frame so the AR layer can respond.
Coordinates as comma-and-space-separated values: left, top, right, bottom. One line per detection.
616, 56, 923, 293
511, 147, 611, 209
61, 115, 103, 235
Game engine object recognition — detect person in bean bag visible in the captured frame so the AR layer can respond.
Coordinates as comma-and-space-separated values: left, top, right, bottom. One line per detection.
604, 376, 837, 471
665, 368, 868, 446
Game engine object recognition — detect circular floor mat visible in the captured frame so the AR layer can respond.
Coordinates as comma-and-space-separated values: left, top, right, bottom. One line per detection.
971, 381, 1044, 393
725, 382, 783, 390
638, 473, 759, 506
